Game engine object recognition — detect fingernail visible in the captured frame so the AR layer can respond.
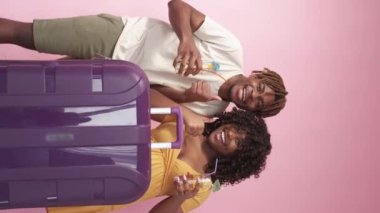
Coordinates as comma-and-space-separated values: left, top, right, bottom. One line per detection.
183, 175, 187, 181
197, 177, 201, 182
175, 65, 180, 72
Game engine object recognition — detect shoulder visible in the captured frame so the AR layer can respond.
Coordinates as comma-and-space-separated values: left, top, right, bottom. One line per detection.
194, 16, 242, 51
151, 122, 178, 142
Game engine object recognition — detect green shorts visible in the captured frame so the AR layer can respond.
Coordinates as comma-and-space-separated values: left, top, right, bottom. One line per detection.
33, 14, 124, 58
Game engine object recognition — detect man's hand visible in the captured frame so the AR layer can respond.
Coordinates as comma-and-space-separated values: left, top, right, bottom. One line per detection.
174, 38, 202, 76
168, 0, 205, 77
184, 80, 222, 102
184, 113, 213, 136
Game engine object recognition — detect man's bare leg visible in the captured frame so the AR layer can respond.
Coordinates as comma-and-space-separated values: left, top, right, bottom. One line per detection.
0, 18, 35, 50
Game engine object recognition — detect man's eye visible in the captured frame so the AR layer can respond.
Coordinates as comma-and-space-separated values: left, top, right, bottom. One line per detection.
257, 100, 264, 109
259, 83, 265, 93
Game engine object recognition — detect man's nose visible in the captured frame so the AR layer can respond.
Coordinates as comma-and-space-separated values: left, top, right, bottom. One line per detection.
249, 90, 259, 101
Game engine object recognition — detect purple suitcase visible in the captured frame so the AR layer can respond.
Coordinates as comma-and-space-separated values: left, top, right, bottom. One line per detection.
0, 59, 183, 209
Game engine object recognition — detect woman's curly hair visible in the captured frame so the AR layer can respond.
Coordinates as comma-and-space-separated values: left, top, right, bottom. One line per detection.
203, 108, 271, 186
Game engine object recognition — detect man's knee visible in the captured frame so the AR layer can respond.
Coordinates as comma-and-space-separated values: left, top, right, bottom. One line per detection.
0, 18, 35, 49
14, 21, 35, 49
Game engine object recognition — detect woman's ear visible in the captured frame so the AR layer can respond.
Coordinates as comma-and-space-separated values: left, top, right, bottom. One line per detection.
202, 116, 215, 124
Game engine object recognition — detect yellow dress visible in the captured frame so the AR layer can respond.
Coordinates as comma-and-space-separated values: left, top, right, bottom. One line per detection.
48, 122, 211, 213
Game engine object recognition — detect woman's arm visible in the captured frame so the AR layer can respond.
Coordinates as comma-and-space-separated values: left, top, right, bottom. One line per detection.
168, 0, 205, 76
150, 176, 201, 213
149, 196, 185, 213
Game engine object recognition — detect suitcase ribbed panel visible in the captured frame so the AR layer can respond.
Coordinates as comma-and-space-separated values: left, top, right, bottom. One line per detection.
0, 59, 151, 209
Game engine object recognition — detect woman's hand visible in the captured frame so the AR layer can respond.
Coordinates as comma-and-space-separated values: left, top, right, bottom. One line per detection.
173, 175, 201, 200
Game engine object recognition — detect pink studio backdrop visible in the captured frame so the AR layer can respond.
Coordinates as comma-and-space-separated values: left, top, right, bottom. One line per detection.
1, 0, 380, 213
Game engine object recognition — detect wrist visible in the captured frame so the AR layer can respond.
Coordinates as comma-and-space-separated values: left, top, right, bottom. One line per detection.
183, 90, 195, 102
171, 195, 187, 204
178, 32, 193, 42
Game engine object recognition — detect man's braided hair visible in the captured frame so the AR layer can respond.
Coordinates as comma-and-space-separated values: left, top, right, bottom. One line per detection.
252, 68, 288, 117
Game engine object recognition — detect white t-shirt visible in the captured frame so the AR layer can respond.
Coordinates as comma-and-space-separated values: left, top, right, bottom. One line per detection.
112, 16, 243, 116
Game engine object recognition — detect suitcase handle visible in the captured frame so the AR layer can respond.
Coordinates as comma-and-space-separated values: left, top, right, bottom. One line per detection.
150, 107, 183, 149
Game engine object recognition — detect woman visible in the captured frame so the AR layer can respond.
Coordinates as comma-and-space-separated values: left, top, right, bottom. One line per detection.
48, 107, 271, 213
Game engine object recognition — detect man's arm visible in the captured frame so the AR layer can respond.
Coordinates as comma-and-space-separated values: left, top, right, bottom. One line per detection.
168, 0, 205, 76
152, 84, 221, 104
150, 88, 212, 135
151, 85, 187, 103
168, 0, 205, 37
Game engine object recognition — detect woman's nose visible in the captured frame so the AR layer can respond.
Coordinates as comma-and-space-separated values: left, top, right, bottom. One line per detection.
227, 129, 236, 140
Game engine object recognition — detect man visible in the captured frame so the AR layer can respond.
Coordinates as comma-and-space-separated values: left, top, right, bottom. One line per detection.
0, 0, 287, 127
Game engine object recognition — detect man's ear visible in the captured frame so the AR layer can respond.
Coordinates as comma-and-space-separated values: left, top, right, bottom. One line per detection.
263, 67, 271, 72
250, 70, 261, 78
251, 67, 270, 78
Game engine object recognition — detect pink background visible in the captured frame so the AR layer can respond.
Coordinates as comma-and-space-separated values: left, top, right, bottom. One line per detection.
1, 0, 380, 212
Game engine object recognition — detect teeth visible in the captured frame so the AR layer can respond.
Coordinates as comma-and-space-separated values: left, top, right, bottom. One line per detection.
242, 87, 246, 102
238, 89, 243, 102
221, 131, 226, 145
